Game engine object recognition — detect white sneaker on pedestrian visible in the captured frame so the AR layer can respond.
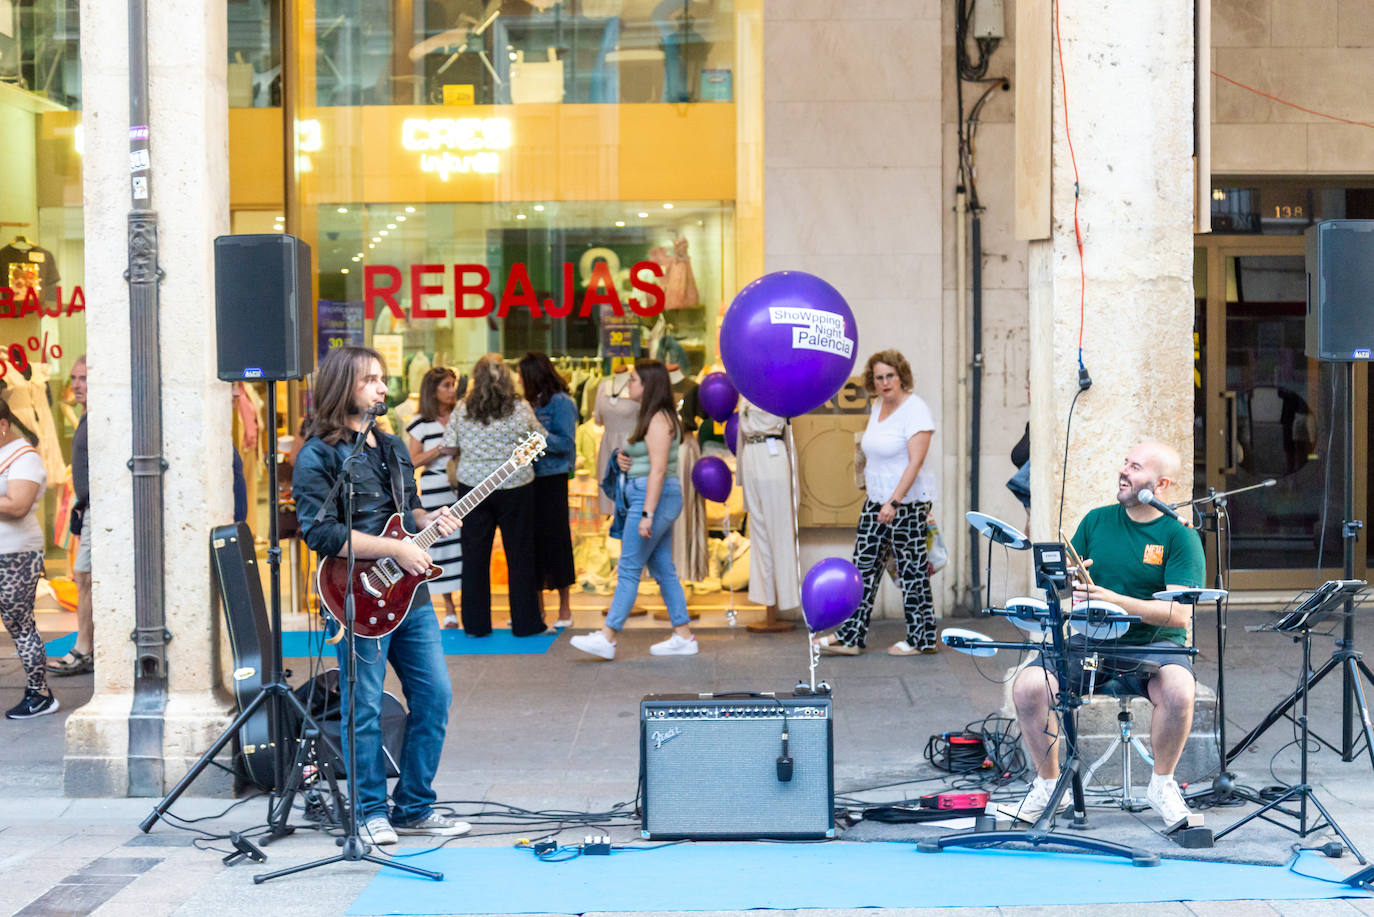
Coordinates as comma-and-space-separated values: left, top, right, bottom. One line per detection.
1147, 774, 1202, 832
362, 815, 397, 846
994, 776, 1071, 824
570, 631, 616, 660
650, 633, 699, 656
442, 614, 459, 629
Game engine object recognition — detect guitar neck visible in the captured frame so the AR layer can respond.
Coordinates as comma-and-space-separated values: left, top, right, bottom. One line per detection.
413, 458, 521, 550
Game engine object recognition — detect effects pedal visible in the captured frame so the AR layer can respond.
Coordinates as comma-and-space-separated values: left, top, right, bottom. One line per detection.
920, 791, 989, 811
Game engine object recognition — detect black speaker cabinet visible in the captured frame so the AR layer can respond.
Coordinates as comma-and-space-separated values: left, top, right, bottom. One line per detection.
1306, 220, 1374, 362
214, 233, 314, 381
639, 694, 834, 840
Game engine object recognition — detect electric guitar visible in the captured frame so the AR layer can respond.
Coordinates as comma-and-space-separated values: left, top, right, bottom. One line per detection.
317, 431, 546, 639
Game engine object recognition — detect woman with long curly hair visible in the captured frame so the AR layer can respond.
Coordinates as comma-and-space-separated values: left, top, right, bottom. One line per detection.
443, 354, 548, 637
517, 352, 578, 628
571, 360, 696, 660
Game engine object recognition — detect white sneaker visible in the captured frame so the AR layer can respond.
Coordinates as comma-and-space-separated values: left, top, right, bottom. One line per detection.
442, 614, 459, 629
1147, 774, 1202, 832
650, 633, 699, 656
994, 776, 1071, 824
362, 815, 397, 846
570, 631, 616, 660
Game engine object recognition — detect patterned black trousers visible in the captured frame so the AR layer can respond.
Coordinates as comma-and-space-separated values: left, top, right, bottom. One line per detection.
0, 550, 47, 690
835, 500, 935, 650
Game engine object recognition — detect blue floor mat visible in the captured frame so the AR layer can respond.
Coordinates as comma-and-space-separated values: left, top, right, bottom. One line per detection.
280, 628, 561, 658
44, 632, 76, 656
347, 844, 1368, 915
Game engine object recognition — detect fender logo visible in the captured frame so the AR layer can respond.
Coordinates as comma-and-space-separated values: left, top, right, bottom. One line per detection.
650, 727, 681, 749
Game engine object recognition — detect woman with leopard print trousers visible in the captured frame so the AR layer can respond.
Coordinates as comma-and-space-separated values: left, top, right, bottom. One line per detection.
813, 349, 938, 657
0, 400, 57, 718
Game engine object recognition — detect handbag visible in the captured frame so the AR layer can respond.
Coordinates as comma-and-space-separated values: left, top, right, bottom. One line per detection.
926, 514, 948, 574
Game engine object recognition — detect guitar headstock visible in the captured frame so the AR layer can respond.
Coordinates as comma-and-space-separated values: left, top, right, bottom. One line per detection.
513, 432, 548, 467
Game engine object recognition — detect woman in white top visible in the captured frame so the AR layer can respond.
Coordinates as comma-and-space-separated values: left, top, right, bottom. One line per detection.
406, 366, 463, 628
813, 349, 937, 656
0, 401, 56, 719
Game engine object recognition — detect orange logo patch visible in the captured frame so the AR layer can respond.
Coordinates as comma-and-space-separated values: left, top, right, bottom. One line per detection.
1142, 544, 1164, 565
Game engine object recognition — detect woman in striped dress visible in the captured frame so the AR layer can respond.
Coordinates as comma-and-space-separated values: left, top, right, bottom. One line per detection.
406, 366, 463, 627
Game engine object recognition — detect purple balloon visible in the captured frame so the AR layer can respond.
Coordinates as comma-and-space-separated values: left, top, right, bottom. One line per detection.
690, 456, 733, 503
720, 271, 858, 418
699, 372, 739, 423
723, 412, 739, 454
802, 558, 863, 632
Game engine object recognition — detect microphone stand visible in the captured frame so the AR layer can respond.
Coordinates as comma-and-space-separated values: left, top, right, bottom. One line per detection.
1175, 481, 1274, 808
256, 408, 443, 883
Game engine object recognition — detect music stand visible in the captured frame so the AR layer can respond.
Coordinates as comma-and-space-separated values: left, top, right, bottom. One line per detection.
1211, 580, 1368, 862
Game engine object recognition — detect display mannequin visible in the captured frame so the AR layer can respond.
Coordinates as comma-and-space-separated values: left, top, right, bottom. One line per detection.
592, 367, 638, 514
737, 398, 798, 632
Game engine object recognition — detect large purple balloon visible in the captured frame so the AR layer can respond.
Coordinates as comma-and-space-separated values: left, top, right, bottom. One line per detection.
690, 456, 733, 503
724, 412, 739, 454
720, 271, 858, 418
699, 372, 739, 422
802, 558, 863, 632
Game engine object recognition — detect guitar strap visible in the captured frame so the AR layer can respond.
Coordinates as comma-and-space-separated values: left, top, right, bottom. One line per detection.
383, 435, 408, 517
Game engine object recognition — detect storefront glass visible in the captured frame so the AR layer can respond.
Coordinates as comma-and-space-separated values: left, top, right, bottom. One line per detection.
0, 0, 86, 574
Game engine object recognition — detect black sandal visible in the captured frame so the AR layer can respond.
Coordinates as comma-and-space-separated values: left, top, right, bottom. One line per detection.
48, 649, 94, 676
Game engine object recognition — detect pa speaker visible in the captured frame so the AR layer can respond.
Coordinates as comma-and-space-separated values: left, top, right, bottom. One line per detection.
1306, 220, 1374, 362
640, 694, 834, 839
214, 233, 314, 381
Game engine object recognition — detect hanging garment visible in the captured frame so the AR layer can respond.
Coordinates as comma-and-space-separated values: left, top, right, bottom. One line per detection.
672, 434, 708, 581
3, 364, 64, 485
737, 401, 800, 610
593, 374, 639, 514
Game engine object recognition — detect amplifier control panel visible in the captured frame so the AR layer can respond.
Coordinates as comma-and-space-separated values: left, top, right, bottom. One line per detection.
642, 694, 831, 721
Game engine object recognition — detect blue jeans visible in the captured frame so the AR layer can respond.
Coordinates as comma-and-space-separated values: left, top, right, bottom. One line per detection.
333, 599, 452, 824
606, 477, 689, 630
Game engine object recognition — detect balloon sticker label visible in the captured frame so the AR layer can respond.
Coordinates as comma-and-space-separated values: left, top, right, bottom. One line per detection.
768, 306, 854, 359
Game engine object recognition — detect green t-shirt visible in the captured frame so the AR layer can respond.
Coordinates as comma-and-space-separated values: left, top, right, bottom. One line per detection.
1070, 504, 1205, 646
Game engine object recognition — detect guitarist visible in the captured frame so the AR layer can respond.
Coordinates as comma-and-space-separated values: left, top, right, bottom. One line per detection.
293, 345, 465, 847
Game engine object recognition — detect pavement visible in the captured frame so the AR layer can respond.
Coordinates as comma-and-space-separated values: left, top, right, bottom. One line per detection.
5, 605, 1374, 916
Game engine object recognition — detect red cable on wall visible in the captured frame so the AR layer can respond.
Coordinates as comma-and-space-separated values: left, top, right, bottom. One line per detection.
1213, 70, 1374, 130
1054, 0, 1086, 362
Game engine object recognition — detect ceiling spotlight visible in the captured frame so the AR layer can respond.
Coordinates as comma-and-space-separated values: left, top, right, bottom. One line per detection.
405, 206, 416, 213
637, 212, 648, 218
372, 236, 381, 243
368, 243, 375, 249
516, 213, 527, 220
533, 204, 545, 212
662, 203, 673, 209
340, 268, 349, 274
337, 207, 349, 214
615, 220, 625, 227
396, 215, 406, 222
275, 215, 285, 221
379, 230, 389, 236
386, 223, 396, 229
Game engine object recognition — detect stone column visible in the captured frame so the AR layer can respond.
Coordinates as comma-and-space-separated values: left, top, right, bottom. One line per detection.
1028, 1, 1196, 539
68, 0, 233, 795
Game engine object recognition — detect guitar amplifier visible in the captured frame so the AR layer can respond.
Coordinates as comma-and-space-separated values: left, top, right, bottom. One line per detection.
640, 694, 834, 840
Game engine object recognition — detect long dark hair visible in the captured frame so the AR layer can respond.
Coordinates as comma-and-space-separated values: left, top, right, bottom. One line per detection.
516, 351, 568, 408
628, 359, 681, 444
0, 400, 37, 446
306, 345, 387, 445
417, 366, 458, 422
464, 353, 518, 425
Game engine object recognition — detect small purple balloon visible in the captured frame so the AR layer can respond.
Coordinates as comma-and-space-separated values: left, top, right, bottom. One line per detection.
720, 271, 858, 418
802, 558, 863, 633
724, 412, 739, 454
690, 455, 733, 503
699, 372, 739, 423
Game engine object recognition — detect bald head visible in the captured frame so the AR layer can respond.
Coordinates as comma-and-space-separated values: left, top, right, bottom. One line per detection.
1117, 440, 1183, 508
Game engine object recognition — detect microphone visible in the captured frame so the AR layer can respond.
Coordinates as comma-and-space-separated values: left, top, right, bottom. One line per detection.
1137, 487, 1182, 522
366, 402, 388, 417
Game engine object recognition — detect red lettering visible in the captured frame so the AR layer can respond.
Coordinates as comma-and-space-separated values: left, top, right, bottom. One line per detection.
497, 263, 543, 318
46, 287, 63, 317
364, 266, 404, 320
0, 288, 12, 319
19, 288, 42, 317
454, 265, 494, 316
629, 261, 666, 317
65, 286, 85, 317
544, 262, 576, 319
579, 260, 623, 318
410, 264, 446, 319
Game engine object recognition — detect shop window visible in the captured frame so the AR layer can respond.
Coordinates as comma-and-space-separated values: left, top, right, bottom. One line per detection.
314, 0, 735, 106
228, 0, 283, 107
3, 0, 80, 109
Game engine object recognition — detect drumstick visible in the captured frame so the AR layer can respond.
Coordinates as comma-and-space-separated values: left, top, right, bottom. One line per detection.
1060, 530, 1094, 587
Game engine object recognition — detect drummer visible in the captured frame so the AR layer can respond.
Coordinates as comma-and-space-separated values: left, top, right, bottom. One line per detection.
1004, 441, 1205, 832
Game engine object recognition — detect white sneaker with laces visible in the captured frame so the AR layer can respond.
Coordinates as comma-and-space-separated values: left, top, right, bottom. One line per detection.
994, 776, 1071, 824
570, 631, 616, 660
394, 812, 472, 836
650, 633, 699, 656
442, 614, 459, 629
362, 815, 397, 846
1147, 774, 1202, 832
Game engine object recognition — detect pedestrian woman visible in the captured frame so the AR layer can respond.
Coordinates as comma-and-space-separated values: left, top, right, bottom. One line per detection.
517, 352, 577, 628
571, 359, 696, 660
813, 349, 938, 656
406, 366, 463, 628
444, 354, 547, 637
0, 401, 57, 718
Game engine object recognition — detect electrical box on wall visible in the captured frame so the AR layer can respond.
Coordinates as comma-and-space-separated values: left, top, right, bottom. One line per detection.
794, 377, 871, 527
972, 0, 1006, 39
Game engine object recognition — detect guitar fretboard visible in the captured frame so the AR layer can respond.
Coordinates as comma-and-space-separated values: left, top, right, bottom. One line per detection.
412, 457, 520, 551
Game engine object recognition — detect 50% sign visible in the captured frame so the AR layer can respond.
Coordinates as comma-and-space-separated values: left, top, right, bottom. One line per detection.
0, 333, 62, 379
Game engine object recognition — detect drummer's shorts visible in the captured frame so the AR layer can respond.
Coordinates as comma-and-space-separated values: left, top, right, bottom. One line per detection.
1025, 637, 1194, 698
